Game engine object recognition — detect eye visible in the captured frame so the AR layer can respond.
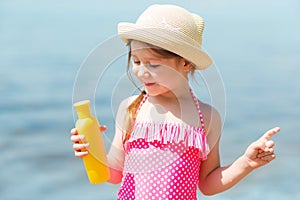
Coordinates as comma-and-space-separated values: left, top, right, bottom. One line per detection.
133, 60, 141, 66
148, 63, 160, 68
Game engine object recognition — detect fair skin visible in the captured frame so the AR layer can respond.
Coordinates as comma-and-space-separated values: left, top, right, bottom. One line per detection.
70, 40, 280, 195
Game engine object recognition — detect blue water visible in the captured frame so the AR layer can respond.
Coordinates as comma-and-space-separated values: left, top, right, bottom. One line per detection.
1, 0, 299, 199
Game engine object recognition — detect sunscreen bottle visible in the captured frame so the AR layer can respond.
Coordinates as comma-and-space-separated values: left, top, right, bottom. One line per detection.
73, 100, 110, 184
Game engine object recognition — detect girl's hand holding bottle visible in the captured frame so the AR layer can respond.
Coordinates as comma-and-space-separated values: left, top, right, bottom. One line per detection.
70, 126, 107, 158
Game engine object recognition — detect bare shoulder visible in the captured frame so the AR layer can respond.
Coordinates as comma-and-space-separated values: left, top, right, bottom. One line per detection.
198, 100, 222, 139
118, 95, 138, 110
115, 95, 138, 129
111, 95, 138, 152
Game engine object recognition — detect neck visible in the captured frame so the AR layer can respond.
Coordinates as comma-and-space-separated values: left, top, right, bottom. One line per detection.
146, 86, 199, 123
150, 86, 192, 105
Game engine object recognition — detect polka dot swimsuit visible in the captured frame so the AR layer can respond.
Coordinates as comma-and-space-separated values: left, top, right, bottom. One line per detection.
118, 89, 209, 200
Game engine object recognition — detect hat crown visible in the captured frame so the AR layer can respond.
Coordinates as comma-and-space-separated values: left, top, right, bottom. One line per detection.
135, 5, 204, 46
117, 4, 212, 69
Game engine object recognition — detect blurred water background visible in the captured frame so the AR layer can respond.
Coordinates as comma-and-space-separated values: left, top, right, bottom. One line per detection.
1, 0, 299, 199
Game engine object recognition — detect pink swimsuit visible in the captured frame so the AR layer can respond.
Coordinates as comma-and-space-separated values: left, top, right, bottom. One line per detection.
118, 90, 210, 200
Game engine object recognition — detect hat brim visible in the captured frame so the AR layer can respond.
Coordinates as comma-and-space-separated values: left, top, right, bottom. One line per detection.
118, 22, 212, 70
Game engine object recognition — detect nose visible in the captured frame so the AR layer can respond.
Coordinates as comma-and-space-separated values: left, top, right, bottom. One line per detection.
134, 65, 150, 78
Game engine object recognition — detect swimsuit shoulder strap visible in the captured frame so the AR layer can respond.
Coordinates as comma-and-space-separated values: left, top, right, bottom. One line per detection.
189, 88, 205, 130
135, 92, 149, 116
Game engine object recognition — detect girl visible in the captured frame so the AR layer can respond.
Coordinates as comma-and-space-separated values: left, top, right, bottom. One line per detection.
70, 4, 280, 199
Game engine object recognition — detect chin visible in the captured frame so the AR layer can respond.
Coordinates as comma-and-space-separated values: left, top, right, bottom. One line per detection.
145, 90, 160, 97
145, 86, 172, 97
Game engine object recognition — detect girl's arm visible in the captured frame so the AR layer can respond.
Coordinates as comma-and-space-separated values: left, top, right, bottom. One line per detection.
198, 104, 280, 195
106, 118, 125, 184
106, 95, 138, 184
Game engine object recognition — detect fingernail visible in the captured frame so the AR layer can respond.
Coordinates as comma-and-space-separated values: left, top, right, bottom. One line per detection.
79, 135, 85, 139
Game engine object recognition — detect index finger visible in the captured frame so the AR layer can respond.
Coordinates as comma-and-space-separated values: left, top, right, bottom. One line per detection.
70, 128, 78, 135
260, 127, 280, 141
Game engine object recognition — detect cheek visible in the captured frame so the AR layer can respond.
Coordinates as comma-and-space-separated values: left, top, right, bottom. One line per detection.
132, 65, 138, 76
155, 67, 177, 81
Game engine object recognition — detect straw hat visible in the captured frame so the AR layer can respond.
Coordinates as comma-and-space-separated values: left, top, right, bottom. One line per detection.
118, 4, 212, 70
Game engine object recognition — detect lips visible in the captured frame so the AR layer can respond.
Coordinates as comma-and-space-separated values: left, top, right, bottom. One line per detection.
145, 82, 155, 87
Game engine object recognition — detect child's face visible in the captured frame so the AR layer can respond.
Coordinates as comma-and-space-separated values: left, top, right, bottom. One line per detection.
130, 41, 190, 97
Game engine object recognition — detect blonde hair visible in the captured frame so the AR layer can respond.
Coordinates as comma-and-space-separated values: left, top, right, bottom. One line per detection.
123, 41, 195, 144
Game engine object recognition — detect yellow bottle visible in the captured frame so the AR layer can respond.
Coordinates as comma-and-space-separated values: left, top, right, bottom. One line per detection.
73, 100, 110, 184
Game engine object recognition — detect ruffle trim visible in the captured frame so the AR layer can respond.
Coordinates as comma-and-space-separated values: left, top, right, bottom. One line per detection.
127, 120, 210, 159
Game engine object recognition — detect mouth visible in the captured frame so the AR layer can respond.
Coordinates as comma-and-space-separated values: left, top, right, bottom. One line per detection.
145, 82, 156, 87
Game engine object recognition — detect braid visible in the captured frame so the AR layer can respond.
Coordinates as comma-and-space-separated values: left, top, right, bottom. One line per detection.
123, 91, 146, 144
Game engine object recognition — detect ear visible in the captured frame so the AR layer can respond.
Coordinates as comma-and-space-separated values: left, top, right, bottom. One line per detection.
182, 59, 193, 72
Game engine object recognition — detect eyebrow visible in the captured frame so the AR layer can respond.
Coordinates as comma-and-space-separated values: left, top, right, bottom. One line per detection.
131, 53, 161, 60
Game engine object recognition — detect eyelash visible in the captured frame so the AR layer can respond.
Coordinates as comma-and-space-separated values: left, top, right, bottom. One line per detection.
148, 64, 160, 68
133, 61, 159, 68
133, 60, 140, 65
